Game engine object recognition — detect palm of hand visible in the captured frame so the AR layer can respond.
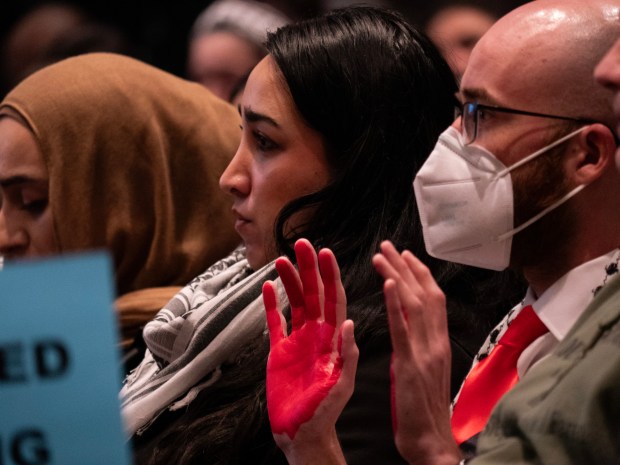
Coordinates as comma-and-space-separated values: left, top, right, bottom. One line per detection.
267, 320, 342, 439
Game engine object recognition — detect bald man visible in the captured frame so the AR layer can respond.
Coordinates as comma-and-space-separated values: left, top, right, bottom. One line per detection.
389, 1, 620, 463
264, 2, 620, 465
451, 30, 620, 465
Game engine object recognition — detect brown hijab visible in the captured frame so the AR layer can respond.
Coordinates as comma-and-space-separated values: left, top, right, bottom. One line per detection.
0, 53, 241, 348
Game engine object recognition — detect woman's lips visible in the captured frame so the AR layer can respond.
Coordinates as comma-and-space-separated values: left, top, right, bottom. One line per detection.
235, 218, 250, 230
233, 210, 251, 233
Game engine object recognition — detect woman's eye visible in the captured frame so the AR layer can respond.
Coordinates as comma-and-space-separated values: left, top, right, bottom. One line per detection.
21, 198, 48, 215
253, 130, 278, 151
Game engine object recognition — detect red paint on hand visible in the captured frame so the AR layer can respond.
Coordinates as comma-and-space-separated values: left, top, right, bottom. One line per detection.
263, 239, 348, 440
266, 319, 343, 439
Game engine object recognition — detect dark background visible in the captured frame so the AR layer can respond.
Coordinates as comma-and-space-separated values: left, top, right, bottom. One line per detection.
1, 0, 528, 93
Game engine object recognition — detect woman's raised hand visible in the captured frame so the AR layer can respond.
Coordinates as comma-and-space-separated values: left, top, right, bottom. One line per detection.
262, 239, 358, 465
372, 241, 460, 465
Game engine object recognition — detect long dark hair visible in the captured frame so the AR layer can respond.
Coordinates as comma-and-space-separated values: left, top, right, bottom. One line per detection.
137, 6, 522, 465
268, 6, 460, 339
271, 6, 455, 282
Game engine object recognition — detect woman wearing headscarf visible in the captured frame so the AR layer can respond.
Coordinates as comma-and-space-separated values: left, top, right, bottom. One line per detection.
0, 53, 242, 368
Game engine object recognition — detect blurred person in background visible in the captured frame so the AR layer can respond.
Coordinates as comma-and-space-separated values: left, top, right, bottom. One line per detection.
425, 3, 496, 82
187, 0, 289, 101
0, 2, 133, 97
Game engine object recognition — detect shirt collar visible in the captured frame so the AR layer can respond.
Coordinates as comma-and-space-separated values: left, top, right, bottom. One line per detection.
522, 248, 620, 341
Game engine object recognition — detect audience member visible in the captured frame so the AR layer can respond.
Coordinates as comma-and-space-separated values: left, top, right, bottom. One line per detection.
0, 53, 241, 371
1, 2, 132, 97
187, 0, 289, 101
262, 1, 620, 464
452, 28, 620, 465
120, 6, 522, 465
425, 4, 495, 82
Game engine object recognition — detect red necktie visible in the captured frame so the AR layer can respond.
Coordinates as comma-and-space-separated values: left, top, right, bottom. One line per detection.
451, 305, 548, 445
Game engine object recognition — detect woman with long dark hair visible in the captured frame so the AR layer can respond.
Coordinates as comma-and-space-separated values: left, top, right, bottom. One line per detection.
121, 6, 523, 464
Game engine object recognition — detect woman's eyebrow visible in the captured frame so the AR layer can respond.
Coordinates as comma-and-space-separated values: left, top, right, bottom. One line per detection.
243, 107, 280, 128
0, 175, 43, 188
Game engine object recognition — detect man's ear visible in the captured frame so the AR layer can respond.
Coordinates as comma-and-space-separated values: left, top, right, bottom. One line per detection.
569, 123, 616, 184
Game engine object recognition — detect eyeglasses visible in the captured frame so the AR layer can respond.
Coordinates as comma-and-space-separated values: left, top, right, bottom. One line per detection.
455, 102, 596, 145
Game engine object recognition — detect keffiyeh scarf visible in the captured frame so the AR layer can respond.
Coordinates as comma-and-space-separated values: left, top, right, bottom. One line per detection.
120, 246, 282, 435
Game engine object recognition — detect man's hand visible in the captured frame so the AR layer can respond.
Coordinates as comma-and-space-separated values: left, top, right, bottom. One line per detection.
263, 239, 359, 465
373, 241, 461, 465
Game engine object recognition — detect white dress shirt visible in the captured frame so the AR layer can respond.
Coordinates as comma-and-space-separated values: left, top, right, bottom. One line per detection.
517, 248, 620, 376
465, 248, 620, 382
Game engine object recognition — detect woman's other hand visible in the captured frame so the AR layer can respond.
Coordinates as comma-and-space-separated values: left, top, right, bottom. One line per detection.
373, 240, 460, 465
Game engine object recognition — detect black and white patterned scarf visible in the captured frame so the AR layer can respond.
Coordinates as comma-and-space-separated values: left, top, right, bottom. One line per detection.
120, 246, 282, 435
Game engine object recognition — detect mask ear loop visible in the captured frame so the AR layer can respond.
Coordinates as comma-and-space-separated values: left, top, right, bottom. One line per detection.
496, 183, 586, 241
495, 126, 588, 179
495, 125, 589, 242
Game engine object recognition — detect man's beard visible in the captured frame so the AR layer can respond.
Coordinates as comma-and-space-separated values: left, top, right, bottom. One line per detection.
509, 136, 579, 271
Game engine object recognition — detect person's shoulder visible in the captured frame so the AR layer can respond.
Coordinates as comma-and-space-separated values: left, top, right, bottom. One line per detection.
568, 273, 620, 338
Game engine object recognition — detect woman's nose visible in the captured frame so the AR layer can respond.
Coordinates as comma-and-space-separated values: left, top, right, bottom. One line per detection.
0, 211, 28, 258
219, 144, 250, 197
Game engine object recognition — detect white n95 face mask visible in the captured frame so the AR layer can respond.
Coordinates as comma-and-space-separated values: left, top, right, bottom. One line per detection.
413, 126, 587, 271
